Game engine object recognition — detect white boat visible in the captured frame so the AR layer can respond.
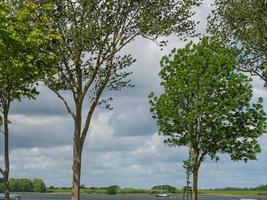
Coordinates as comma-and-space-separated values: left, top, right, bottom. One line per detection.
156, 193, 170, 197
155, 185, 170, 197
0, 194, 21, 200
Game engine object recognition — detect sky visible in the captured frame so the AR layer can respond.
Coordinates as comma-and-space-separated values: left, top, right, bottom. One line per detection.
1, 0, 267, 189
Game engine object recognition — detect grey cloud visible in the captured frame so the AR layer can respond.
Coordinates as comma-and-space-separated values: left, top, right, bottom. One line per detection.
0, 114, 73, 150
10, 85, 69, 117
110, 99, 156, 137
0, 1, 266, 189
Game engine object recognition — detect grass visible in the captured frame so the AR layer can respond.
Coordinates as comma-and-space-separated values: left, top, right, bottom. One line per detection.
46, 188, 267, 196
199, 190, 267, 196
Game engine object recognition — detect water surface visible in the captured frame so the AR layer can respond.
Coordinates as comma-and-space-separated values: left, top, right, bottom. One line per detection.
18, 194, 267, 200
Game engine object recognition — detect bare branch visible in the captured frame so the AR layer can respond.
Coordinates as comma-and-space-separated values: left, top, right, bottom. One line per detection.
81, 33, 110, 99
82, 7, 139, 101
80, 53, 115, 147
49, 87, 76, 119
239, 66, 265, 81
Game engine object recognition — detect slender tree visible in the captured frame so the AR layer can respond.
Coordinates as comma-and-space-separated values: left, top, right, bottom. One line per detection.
0, 1, 58, 199
149, 38, 267, 200
208, 0, 267, 84
46, 1, 202, 199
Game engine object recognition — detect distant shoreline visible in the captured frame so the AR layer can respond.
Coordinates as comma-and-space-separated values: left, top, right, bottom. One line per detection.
12, 189, 267, 197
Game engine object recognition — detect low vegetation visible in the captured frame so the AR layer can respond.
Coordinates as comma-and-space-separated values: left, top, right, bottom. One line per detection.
44, 184, 267, 196
1, 178, 267, 196
0, 178, 46, 193
106, 185, 119, 195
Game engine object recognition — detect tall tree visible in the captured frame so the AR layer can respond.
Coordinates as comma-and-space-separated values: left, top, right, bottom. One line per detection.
32, 179, 46, 193
208, 0, 267, 84
46, 1, 202, 199
149, 38, 267, 200
0, 1, 58, 199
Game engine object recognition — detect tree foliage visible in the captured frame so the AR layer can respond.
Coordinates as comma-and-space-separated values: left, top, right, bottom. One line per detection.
152, 185, 176, 193
47, 0, 202, 119
9, 178, 46, 193
150, 38, 266, 161
208, 0, 267, 84
45, 1, 203, 199
32, 179, 46, 193
0, 1, 59, 199
9, 178, 33, 192
0, 178, 3, 193
0, 0, 59, 101
107, 185, 119, 195
149, 37, 267, 200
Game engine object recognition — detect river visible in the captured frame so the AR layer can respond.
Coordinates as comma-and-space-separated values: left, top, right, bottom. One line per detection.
18, 194, 267, 200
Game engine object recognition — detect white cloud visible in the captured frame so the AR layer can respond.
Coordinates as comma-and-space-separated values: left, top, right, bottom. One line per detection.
0, 0, 266, 190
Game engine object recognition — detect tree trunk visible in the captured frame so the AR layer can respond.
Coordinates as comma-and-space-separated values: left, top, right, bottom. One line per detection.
71, 138, 82, 200
71, 103, 83, 200
192, 166, 199, 200
3, 105, 10, 200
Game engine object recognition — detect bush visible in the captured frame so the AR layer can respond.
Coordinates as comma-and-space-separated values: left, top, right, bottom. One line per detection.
33, 179, 46, 193
168, 186, 176, 193
9, 178, 46, 192
152, 185, 176, 193
10, 178, 33, 192
107, 185, 119, 195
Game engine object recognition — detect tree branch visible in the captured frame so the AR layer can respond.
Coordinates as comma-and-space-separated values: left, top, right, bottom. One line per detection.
82, 13, 139, 101
81, 32, 110, 100
80, 52, 115, 147
199, 152, 206, 163
0, 167, 3, 175
49, 87, 76, 120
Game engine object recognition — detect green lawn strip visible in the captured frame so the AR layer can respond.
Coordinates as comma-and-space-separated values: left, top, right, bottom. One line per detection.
199, 190, 267, 196
46, 188, 267, 196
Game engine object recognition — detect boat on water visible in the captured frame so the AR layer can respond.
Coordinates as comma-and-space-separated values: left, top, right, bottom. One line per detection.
155, 193, 170, 197
0, 194, 21, 200
155, 185, 170, 197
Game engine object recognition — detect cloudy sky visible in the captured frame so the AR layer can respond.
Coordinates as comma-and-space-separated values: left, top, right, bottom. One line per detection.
1, 0, 267, 189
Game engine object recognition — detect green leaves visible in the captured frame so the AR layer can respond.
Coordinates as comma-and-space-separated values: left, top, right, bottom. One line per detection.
47, 0, 202, 113
149, 37, 267, 163
0, 0, 59, 102
208, 0, 267, 85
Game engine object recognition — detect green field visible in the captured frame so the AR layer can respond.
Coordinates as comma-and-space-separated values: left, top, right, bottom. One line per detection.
46, 188, 267, 196
198, 190, 267, 196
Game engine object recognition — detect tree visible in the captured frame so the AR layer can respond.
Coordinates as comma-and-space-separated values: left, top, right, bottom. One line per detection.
9, 178, 33, 192
208, 0, 267, 84
107, 185, 119, 195
0, 178, 3, 193
32, 179, 46, 193
0, 1, 59, 199
152, 185, 176, 193
45, 1, 202, 199
149, 38, 267, 200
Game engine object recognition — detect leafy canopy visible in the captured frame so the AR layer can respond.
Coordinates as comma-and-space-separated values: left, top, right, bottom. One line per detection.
0, 0, 59, 102
208, 0, 267, 84
149, 38, 267, 162
45, 0, 203, 145
48, 0, 202, 96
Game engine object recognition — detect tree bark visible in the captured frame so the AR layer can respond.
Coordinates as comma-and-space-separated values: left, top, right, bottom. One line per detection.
71, 101, 83, 200
192, 165, 199, 200
3, 103, 10, 200
71, 137, 82, 200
